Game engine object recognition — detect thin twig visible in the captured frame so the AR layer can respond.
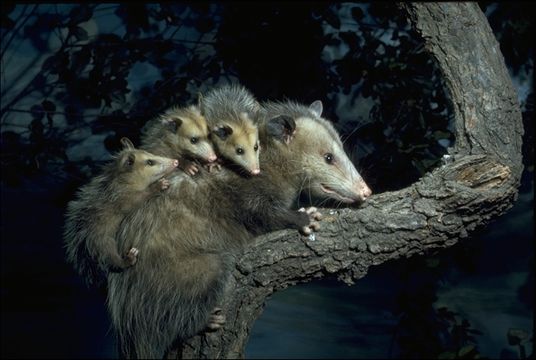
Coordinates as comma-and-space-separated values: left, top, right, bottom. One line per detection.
0, 4, 39, 59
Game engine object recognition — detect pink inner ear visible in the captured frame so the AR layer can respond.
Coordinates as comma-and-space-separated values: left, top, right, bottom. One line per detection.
123, 153, 135, 166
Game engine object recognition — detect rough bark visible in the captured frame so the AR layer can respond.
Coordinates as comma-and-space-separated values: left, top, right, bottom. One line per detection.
172, 3, 524, 358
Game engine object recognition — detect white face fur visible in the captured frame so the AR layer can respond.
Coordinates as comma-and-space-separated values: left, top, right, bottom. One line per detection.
162, 112, 217, 163
281, 102, 372, 203
212, 116, 261, 175
118, 139, 179, 191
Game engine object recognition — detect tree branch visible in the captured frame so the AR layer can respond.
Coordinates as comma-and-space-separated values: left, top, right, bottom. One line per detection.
165, 3, 524, 358
178, 154, 518, 359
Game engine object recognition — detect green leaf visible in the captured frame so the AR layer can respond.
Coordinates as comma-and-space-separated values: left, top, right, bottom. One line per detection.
437, 351, 456, 359
433, 130, 451, 140
426, 257, 440, 268
41, 100, 56, 112
351, 7, 364, 21
507, 328, 529, 345
41, 55, 58, 71
110, 91, 126, 104
458, 344, 475, 357
324, 9, 340, 29
30, 105, 44, 121
73, 26, 88, 41
69, 5, 93, 24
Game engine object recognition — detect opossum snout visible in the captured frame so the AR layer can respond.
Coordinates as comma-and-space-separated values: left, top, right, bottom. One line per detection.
356, 182, 372, 201
250, 168, 261, 175
207, 154, 217, 162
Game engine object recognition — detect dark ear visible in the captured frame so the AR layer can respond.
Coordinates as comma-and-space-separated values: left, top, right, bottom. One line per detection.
212, 125, 233, 140
266, 115, 296, 144
162, 118, 181, 132
120, 137, 134, 150
122, 152, 136, 168
309, 100, 323, 118
197, 92, 205, 115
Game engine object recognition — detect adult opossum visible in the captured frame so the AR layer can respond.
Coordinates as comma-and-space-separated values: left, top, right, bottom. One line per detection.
199, 84, 261, 175
140, 105, 217, 175
108, 100, 371, 358
63, 138, 179, 287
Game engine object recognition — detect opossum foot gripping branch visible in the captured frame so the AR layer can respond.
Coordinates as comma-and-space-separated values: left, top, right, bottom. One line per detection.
171, 3, 523, 359
176, 154, 518, 359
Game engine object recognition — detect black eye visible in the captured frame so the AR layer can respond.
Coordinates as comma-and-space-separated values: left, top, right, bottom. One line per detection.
236, 147, 244, 155
254, 144, 259, 152
190, 137, 199, 144
146, 159, 155, 166
324, 153, 334, 164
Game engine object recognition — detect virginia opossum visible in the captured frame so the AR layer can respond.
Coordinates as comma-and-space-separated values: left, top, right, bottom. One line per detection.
108, 100, 372, 358
63, 138, 179, 286
109, 170, 248, 359
140, 105, 217, 175
198, 84, 261, 175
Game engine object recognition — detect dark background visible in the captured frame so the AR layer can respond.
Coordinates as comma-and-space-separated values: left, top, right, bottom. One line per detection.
1, 2, 533, 358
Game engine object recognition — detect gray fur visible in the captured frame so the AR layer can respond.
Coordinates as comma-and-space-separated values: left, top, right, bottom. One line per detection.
63, 148, 177, 286
198, 84, 262, 174
199, 83, 261, 126
108, 172, 248, 358
107, 99, 371, 358
140, 105, 216, 169
261, 100, 343, 148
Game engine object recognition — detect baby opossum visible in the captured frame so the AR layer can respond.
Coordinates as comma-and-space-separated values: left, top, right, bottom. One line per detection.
109, 170, 248, 359
198, 84, 261, 175
140, 105, 217, 175
63, 138, 179, 286
107, 100, 372, 358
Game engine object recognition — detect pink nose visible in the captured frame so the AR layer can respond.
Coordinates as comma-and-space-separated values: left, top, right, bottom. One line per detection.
207, 154, 217, 162
362, 185, 372, 199
172, 159, 179, 167
250, 168, 260, 175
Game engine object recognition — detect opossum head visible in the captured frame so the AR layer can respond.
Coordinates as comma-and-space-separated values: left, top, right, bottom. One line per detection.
264, 100, 371, 204
210, 112, 261, 176
116, 138, 179, 191
158, 105, 217, 163
199, 84, 262, 175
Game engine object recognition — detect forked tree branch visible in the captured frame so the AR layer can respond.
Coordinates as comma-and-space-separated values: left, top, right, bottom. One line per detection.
171, 3, 523, 358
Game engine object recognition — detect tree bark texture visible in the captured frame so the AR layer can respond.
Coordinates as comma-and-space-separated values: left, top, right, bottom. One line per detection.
173, 3, 524, 358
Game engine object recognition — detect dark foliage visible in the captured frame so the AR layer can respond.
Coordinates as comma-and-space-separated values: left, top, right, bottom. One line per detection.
0, 3, 532, 359
1, 3, 453, 195
389, 255, 485, 359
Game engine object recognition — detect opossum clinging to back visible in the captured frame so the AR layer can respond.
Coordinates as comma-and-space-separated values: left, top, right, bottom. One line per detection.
199, 84, 261, 175
140, 105, 217, 175
63, 138, 179, 286
109, 170, 246, 359
108, 100, 372, 359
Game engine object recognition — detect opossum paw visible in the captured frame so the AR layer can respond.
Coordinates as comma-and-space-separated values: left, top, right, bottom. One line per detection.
125, 247, 139, 266
298, 207, 322, 235
206, 314, 226, 331
205, 163, 222, 173
159, 178, 170, 191
206, 307, 225, 331
299, 222, 321, 235
304, 206, 323, 221
185, 164, 199, 176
